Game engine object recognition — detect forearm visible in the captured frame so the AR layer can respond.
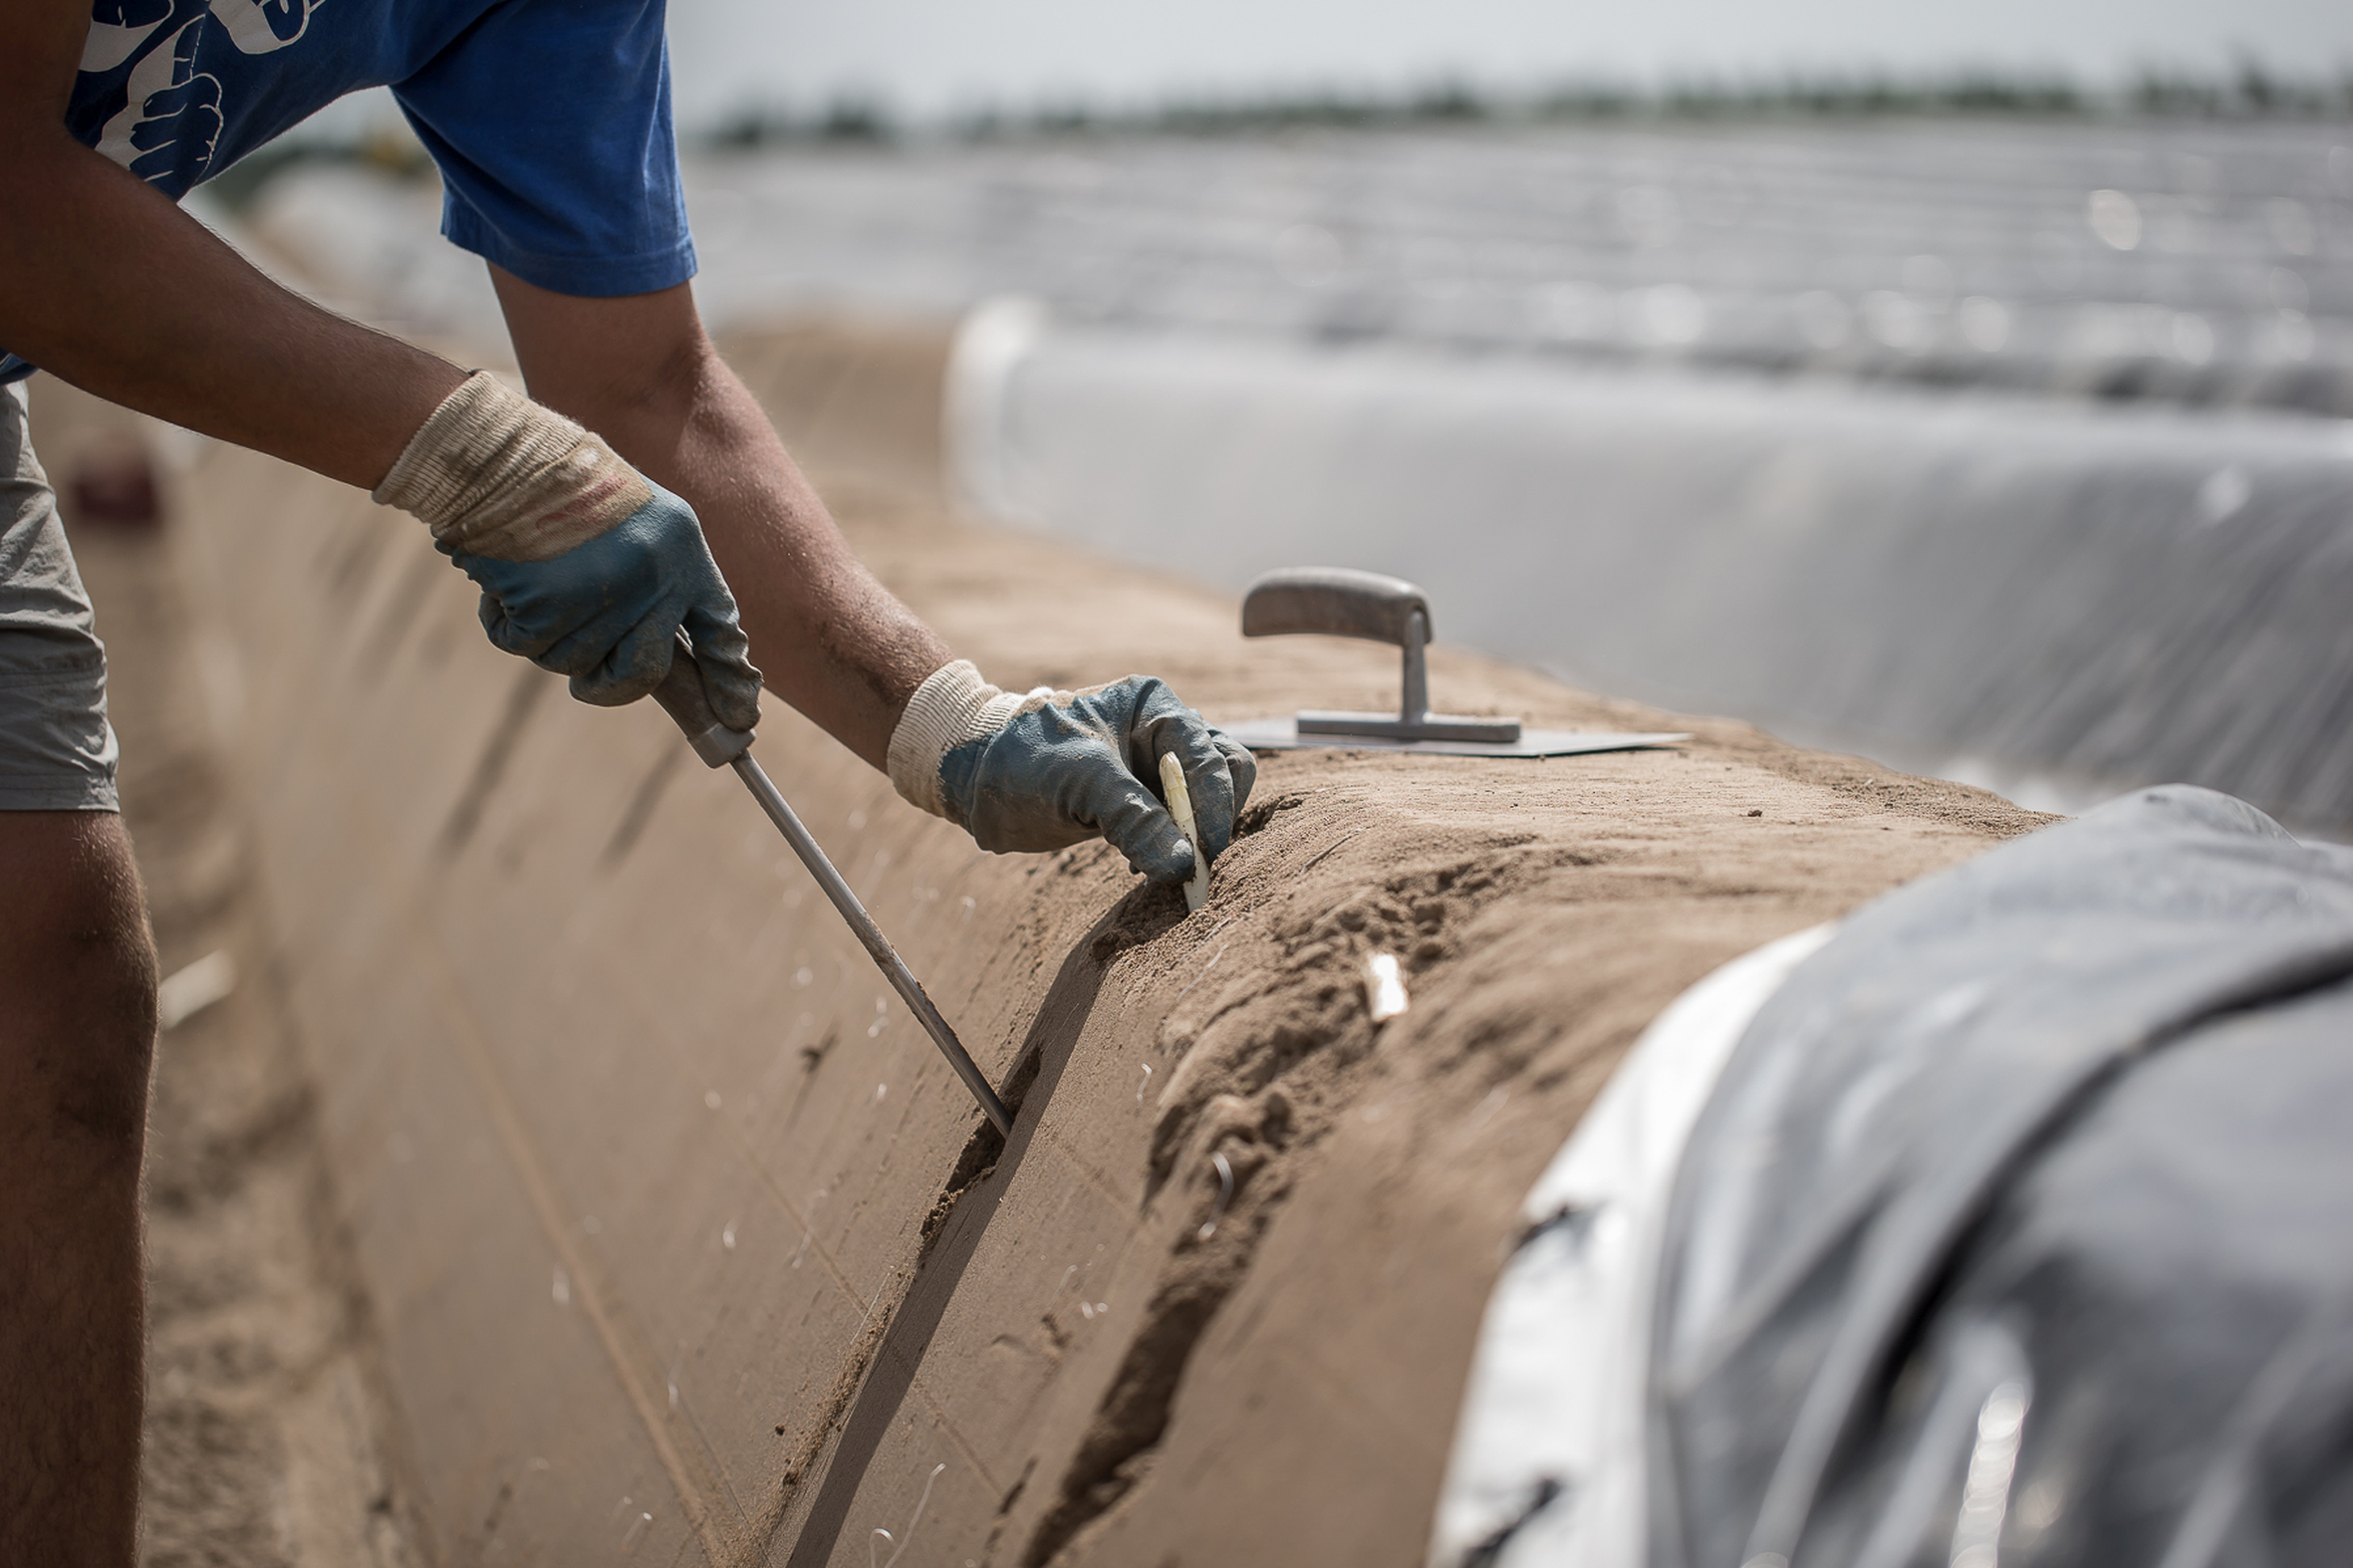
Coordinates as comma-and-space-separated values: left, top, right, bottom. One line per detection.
0, 130, 461, 486
542, 338, 948, 767
486, 274, 1248, 879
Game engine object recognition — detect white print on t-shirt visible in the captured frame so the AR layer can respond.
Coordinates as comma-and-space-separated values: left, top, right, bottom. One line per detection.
83, 0, 325, 188
204, 0, 322, 55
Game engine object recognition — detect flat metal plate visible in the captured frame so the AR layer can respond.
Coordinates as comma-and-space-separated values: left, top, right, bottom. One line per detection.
1220, 716, 1692, 758
1297, 708, 1523, 744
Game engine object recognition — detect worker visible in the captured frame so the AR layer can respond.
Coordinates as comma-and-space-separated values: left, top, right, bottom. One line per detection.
0, 2, 1254, 1559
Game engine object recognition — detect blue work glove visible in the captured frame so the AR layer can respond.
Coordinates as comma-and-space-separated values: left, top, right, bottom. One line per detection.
374, 372, 762, 728
888, 661, 1255, 885
441, 482, 760, 729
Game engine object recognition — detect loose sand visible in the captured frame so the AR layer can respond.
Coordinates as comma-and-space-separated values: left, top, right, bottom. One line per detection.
75, 317, 2049, 1565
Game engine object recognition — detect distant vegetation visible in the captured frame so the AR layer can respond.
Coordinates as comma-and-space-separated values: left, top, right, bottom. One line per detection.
702, 63, 2353, 148
194, 60, 2353, 206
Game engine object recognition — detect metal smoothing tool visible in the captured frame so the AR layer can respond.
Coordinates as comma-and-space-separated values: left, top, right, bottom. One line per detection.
650, 640, 1014, 1137
1221, 567, 1690, 758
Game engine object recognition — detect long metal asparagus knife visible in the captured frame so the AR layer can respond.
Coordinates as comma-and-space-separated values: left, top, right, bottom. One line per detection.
651, 642, 1014, 1137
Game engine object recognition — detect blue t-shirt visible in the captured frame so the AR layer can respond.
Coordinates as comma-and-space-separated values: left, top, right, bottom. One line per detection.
3, 0, 696, 384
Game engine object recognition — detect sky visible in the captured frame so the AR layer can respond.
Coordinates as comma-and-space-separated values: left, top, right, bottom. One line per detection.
662, 0, 2353, 127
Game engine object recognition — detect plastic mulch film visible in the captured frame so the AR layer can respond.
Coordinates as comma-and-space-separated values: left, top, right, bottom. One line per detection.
1651, 785, 2353, 1568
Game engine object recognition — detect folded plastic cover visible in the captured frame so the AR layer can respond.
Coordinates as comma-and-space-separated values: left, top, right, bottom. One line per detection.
1651, 785, 2353, 1568
1428, 924, 1836, 1568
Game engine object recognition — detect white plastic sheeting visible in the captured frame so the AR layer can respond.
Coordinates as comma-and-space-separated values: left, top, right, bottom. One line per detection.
681, 126, 2353, 417
1425, 924, 1837, 1568
946, 303, 2353, 832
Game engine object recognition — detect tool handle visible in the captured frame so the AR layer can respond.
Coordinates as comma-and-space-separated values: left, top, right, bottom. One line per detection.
730, 755, 1014, 1136
653, 644, 1013, 1136
652, 637, 756, 768
1240, 566, 1434, 647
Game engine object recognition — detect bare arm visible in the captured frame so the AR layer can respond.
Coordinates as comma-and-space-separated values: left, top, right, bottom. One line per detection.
494, 279, 1256, 883
0, 0, 461, 486
1, 0, 939, 764
490, 268, 950, 769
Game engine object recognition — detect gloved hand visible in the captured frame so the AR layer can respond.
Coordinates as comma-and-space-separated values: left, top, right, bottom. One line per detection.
888, 660, 1255, 885
373, 372, 762, 729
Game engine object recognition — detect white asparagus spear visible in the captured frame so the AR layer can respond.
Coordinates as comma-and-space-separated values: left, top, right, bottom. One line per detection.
1363, 951, 1410, 1022
1158, 752, 1212, 912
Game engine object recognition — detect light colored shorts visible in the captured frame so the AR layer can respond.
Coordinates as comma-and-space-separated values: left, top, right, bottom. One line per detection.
0, 380, 119, 811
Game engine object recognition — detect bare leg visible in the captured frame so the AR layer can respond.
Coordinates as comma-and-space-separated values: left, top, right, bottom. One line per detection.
0, 810, 155, 1567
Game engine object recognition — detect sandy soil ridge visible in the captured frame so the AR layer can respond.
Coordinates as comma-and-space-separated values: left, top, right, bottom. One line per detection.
131, 319, 2044, 1565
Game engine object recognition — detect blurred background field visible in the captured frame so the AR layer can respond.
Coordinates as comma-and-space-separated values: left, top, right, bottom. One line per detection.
224, 94, 2353, 835
238, 0, 2353, 402
247, 107, 2353, 411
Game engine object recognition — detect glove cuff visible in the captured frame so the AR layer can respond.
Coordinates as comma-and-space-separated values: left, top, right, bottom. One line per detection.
888, 659, 1025, 819
374, 371, 653, 563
